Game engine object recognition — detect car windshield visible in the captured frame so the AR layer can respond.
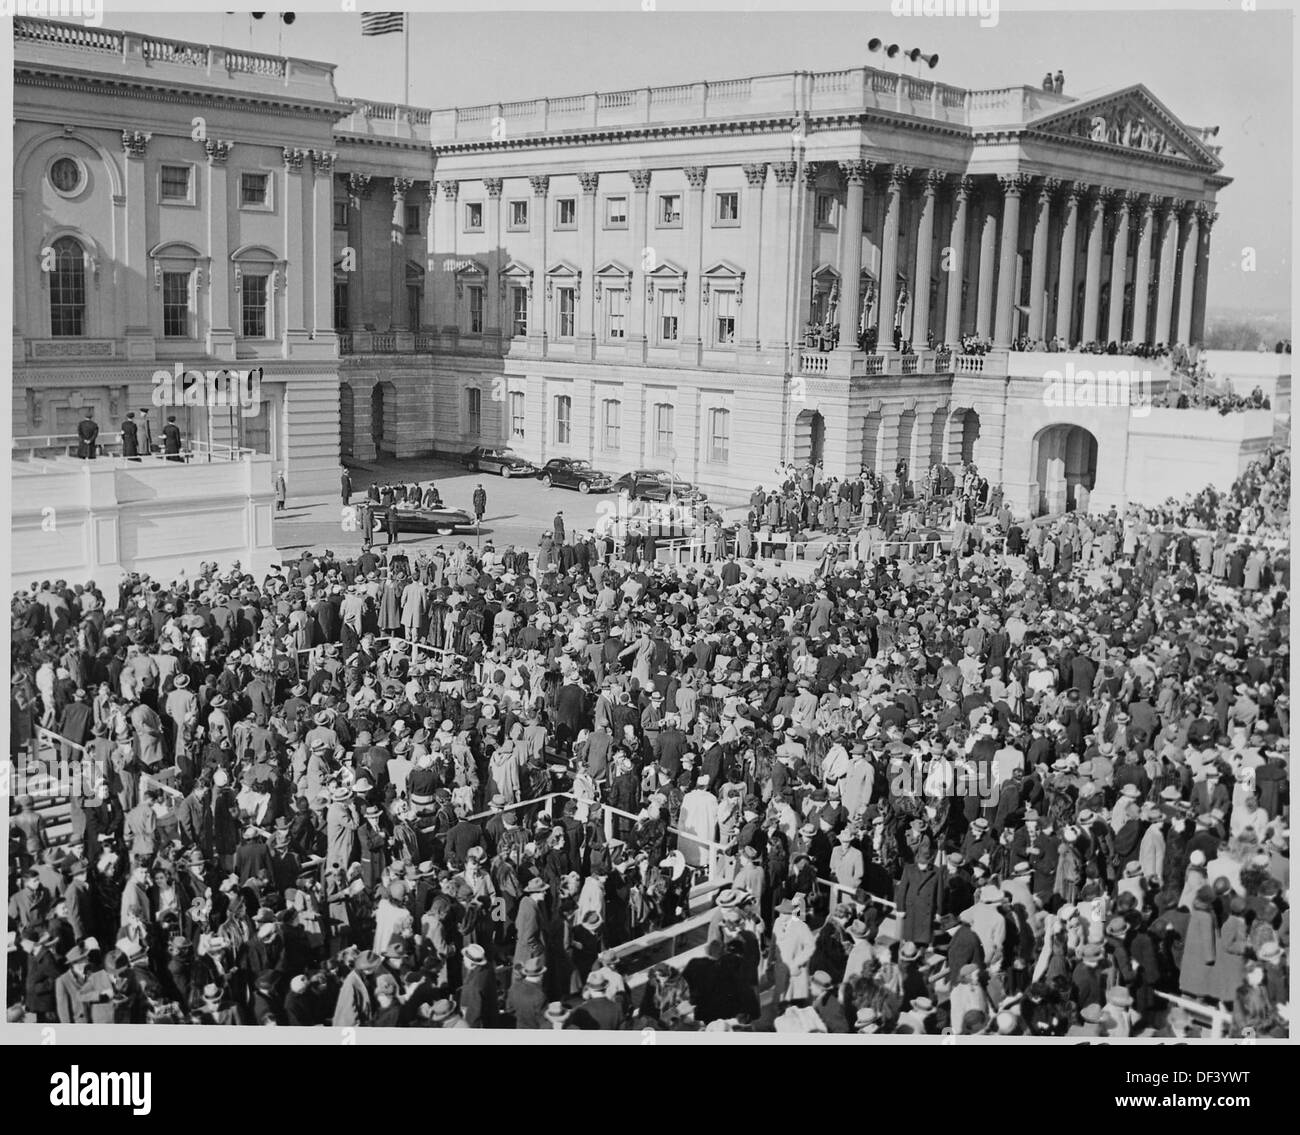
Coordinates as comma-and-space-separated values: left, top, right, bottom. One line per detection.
569, 460, 590, 470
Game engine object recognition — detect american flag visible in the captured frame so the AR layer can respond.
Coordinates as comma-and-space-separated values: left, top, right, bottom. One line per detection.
360, 12, 405, 36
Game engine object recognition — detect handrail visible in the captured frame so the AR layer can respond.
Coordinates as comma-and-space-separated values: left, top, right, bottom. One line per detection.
1155, 990, 1231, 1038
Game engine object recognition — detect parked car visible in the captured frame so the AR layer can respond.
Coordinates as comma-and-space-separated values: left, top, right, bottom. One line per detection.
537, 458, 614, 494
462, 445, 540, 478
611, 469, 706, 502
366, 503, 474, 537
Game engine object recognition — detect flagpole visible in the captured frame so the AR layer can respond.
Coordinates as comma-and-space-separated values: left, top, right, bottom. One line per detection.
403, 17, 410, 106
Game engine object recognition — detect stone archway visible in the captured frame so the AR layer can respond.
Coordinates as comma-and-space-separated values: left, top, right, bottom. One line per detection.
340, 383, 355, 459
947, 407, 980, 467
861, 411, 883, 474
793, 408, 825, 467
371, 381, 397, 457
1032, 423, 1099, 516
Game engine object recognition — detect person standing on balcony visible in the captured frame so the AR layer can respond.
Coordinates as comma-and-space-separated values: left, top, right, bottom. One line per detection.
137, 409, 155, 456
121, 412, 139, 460
341, 465, 353, 505
76, 409, 99, 459
276, 472, 287, 512
163, 416, 183, 462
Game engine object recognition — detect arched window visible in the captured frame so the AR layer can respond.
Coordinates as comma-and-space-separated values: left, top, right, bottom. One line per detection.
509, 391, 526, 439
554, 394, 572, 445
653, 402, 675, 457
50, 236, 86, 337
601, 398, 621, 451
708, 408, 731, 463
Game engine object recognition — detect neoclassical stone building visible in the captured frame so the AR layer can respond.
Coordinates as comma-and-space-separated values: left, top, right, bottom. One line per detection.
15, 18, 1238, 510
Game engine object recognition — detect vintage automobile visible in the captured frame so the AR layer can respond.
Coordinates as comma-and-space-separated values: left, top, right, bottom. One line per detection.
461, 445, 540, 478
536, 457, 613, 494
366, 502, 474, 537
611, 469, 706, 503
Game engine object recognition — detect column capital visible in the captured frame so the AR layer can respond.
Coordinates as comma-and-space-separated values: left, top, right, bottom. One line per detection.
772, 161, 798, 186
1113, 188, 1140, 213
1195, 203, 1218, 230
1039, 176, 1064, 199
529, 174, 551, 197
203, 138, 234, 165
349, 172, 374, 199
803, 161, 824, 189
1065, 183, 1091, 207
684, 166, 708, 190
281, 147, 306, 174
838, 159, 870, 186
309, 149, 337, 177
997, 173, 1032, 197
484, 177, 504, 198
578, 172, 600, 195
392, 177, 414, 199
437, 179, 459, 200
1177, 198, 1197, 221
121, 129, 152, 158
1159, 195, 1185, 217
920, 169, 948, 197
888, 164, 913, 191
953, 175, 976, 202
1134, 192, 1154, 219
630, 168, 653, 191
742, 162, 768, 187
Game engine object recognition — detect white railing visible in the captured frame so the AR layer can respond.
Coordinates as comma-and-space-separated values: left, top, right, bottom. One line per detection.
955, 354, 986, 374
861, 354, 885, 376
1155, 990, 1232, 1038
800, 353, 830, 375
811, 69, 853, 94
709, 78, 751, 101
371, 332, 397, 352
549, 95, 585, 114
337, 330, 354, 355
14, 17, 124, 54
651, 84, 693, 105
225, 50, 286, 78
598, 89, 636, 109
901, 354, 919, 375
934, 348, 954, 370
141, 35, 209, 67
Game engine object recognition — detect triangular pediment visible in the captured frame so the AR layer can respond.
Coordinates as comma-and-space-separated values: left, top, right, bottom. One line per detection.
546, 260, 580, 278
645, 259, 686, 279
1029, 85, 1222, 170
595, 259, 632, 278
501, 259, 533, 279
702, 259, 744, 280
452, 258, 486, 277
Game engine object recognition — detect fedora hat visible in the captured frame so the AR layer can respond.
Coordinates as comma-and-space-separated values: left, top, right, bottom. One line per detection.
524, 877, 548, 895
520, 956, 547, 978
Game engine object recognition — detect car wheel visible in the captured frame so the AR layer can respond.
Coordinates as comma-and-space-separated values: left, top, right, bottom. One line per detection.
578, 480, 590, 495
436, 526, 456, 536
468, 460, 477, 473
501, 467, 511, 479
542, 474, 553, 488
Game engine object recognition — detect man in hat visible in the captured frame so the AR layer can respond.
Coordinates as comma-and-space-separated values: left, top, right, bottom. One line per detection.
507, 955, 549, 1029
459, 942, 499, 1028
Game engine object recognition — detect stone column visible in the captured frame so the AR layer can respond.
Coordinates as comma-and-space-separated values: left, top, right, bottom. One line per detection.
1175, 202, 1200, 347
628, 169, 652, 361
1129, 195, 1155, 345
1080, 187, 1108, 346
120, 130, 152, 351
770, 160, 800, 354
528, 174, 549, 350
484, 178, 503, 348
1026, 177, 1057, 344
738, 162, 767, 351
577, 172, 599, 358
943, 176, 973, 346
309, 150, 336, 339
346, 173, 372, 331
974, 189, 998, 340
678, 165, 708, 364
389, 177, 413, 331
836, 160, 869, 353
1152, 198, 1182, 348
993, 173, 1029, 346
1106, 191, 1133, 346
1190, 204, 1217, 347
422, 184, 438, 335
1054, 184, 1083, 345
435, 180, 458, 338
876, 164, 909, 346
278, 149, 308, 341
203, 138, 235, 358
909, 170, 942, 348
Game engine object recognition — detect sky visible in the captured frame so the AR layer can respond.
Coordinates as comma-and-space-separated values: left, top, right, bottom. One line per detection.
70, 6, 1297, 318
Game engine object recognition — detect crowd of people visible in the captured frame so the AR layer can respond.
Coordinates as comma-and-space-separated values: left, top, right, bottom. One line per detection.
7, 444, 1289, 1035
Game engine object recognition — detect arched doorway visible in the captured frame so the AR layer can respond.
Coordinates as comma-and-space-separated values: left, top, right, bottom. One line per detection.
794, 408, 825, 467
1032, 424, 1098, 516
371, 382, 396, 457
861, 411, 883, 474
340, 384, 355, 459
961, 412, 980, 464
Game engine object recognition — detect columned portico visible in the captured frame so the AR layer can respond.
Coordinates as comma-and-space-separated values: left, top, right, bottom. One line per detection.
993, 173, 1028, 346
876, 164, 908, 346
1080, 187, 1108, 346
1190, 205, 1217, 347
1106, 191, 1133, 346
943, 177, 973, 346
837, 160, 869, 353
1153, 197, 1181, 347
1175, 202, 1200, 347
1054, 185, 1082, 345
1129, 196, 1155, 347
975, 189, 998, 340
909, 170, 941, 348
1027, 178, 1057, 343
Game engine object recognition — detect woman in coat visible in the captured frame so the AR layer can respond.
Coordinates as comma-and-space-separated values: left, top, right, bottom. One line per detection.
1215, 896, 1248, 1006
894, 846, 940, 945
771, 899, 816, 1004
1179, 885, 1219, 1001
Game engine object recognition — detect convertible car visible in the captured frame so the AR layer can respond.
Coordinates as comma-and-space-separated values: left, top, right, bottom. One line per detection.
367, 503, 474, 536
537, 458, 613, 494
461, 446, 540, 478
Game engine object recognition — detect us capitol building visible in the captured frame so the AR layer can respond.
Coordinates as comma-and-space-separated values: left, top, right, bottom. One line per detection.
15, 17, 1277, 513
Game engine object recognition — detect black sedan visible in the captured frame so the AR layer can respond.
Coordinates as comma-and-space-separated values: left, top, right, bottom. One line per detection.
537, 458, 614, 494
611, 469, 706, 502
462, 446, 540, 478
367, 503, 474, 537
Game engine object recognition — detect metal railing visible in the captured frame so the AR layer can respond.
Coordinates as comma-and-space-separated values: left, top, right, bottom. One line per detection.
1155, 990, 1231, 1038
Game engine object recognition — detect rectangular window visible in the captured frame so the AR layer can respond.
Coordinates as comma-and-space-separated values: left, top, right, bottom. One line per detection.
510, 391, 526, 439
333, 281, 348, 329
511, 286, 528, 336
657, 194, 682, 227
162, 271, 190, 338
240, 275, 268, 338
657, 289, 680, 343
815, 193, 837, 228
604, 287, 626, 341
557, 287, 576, 338
404, 203, 421, 234
715, 191, 740, 225
602, 399, 621, 450
712, 290, 737, 346
407, 284, 422, 332
465, 201, 484, 231
653, 403, 674, 457
554, 395, 572, 445
709, 409, 731, 463
508, 199, 529, 230
333, 199, 349, 229
604, 196, 628, 228
468, 285, 484, 334
467, 387, 482, 436
555, 198, 577, 229
160, 165, 192, 202
240, 172, 270, 208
